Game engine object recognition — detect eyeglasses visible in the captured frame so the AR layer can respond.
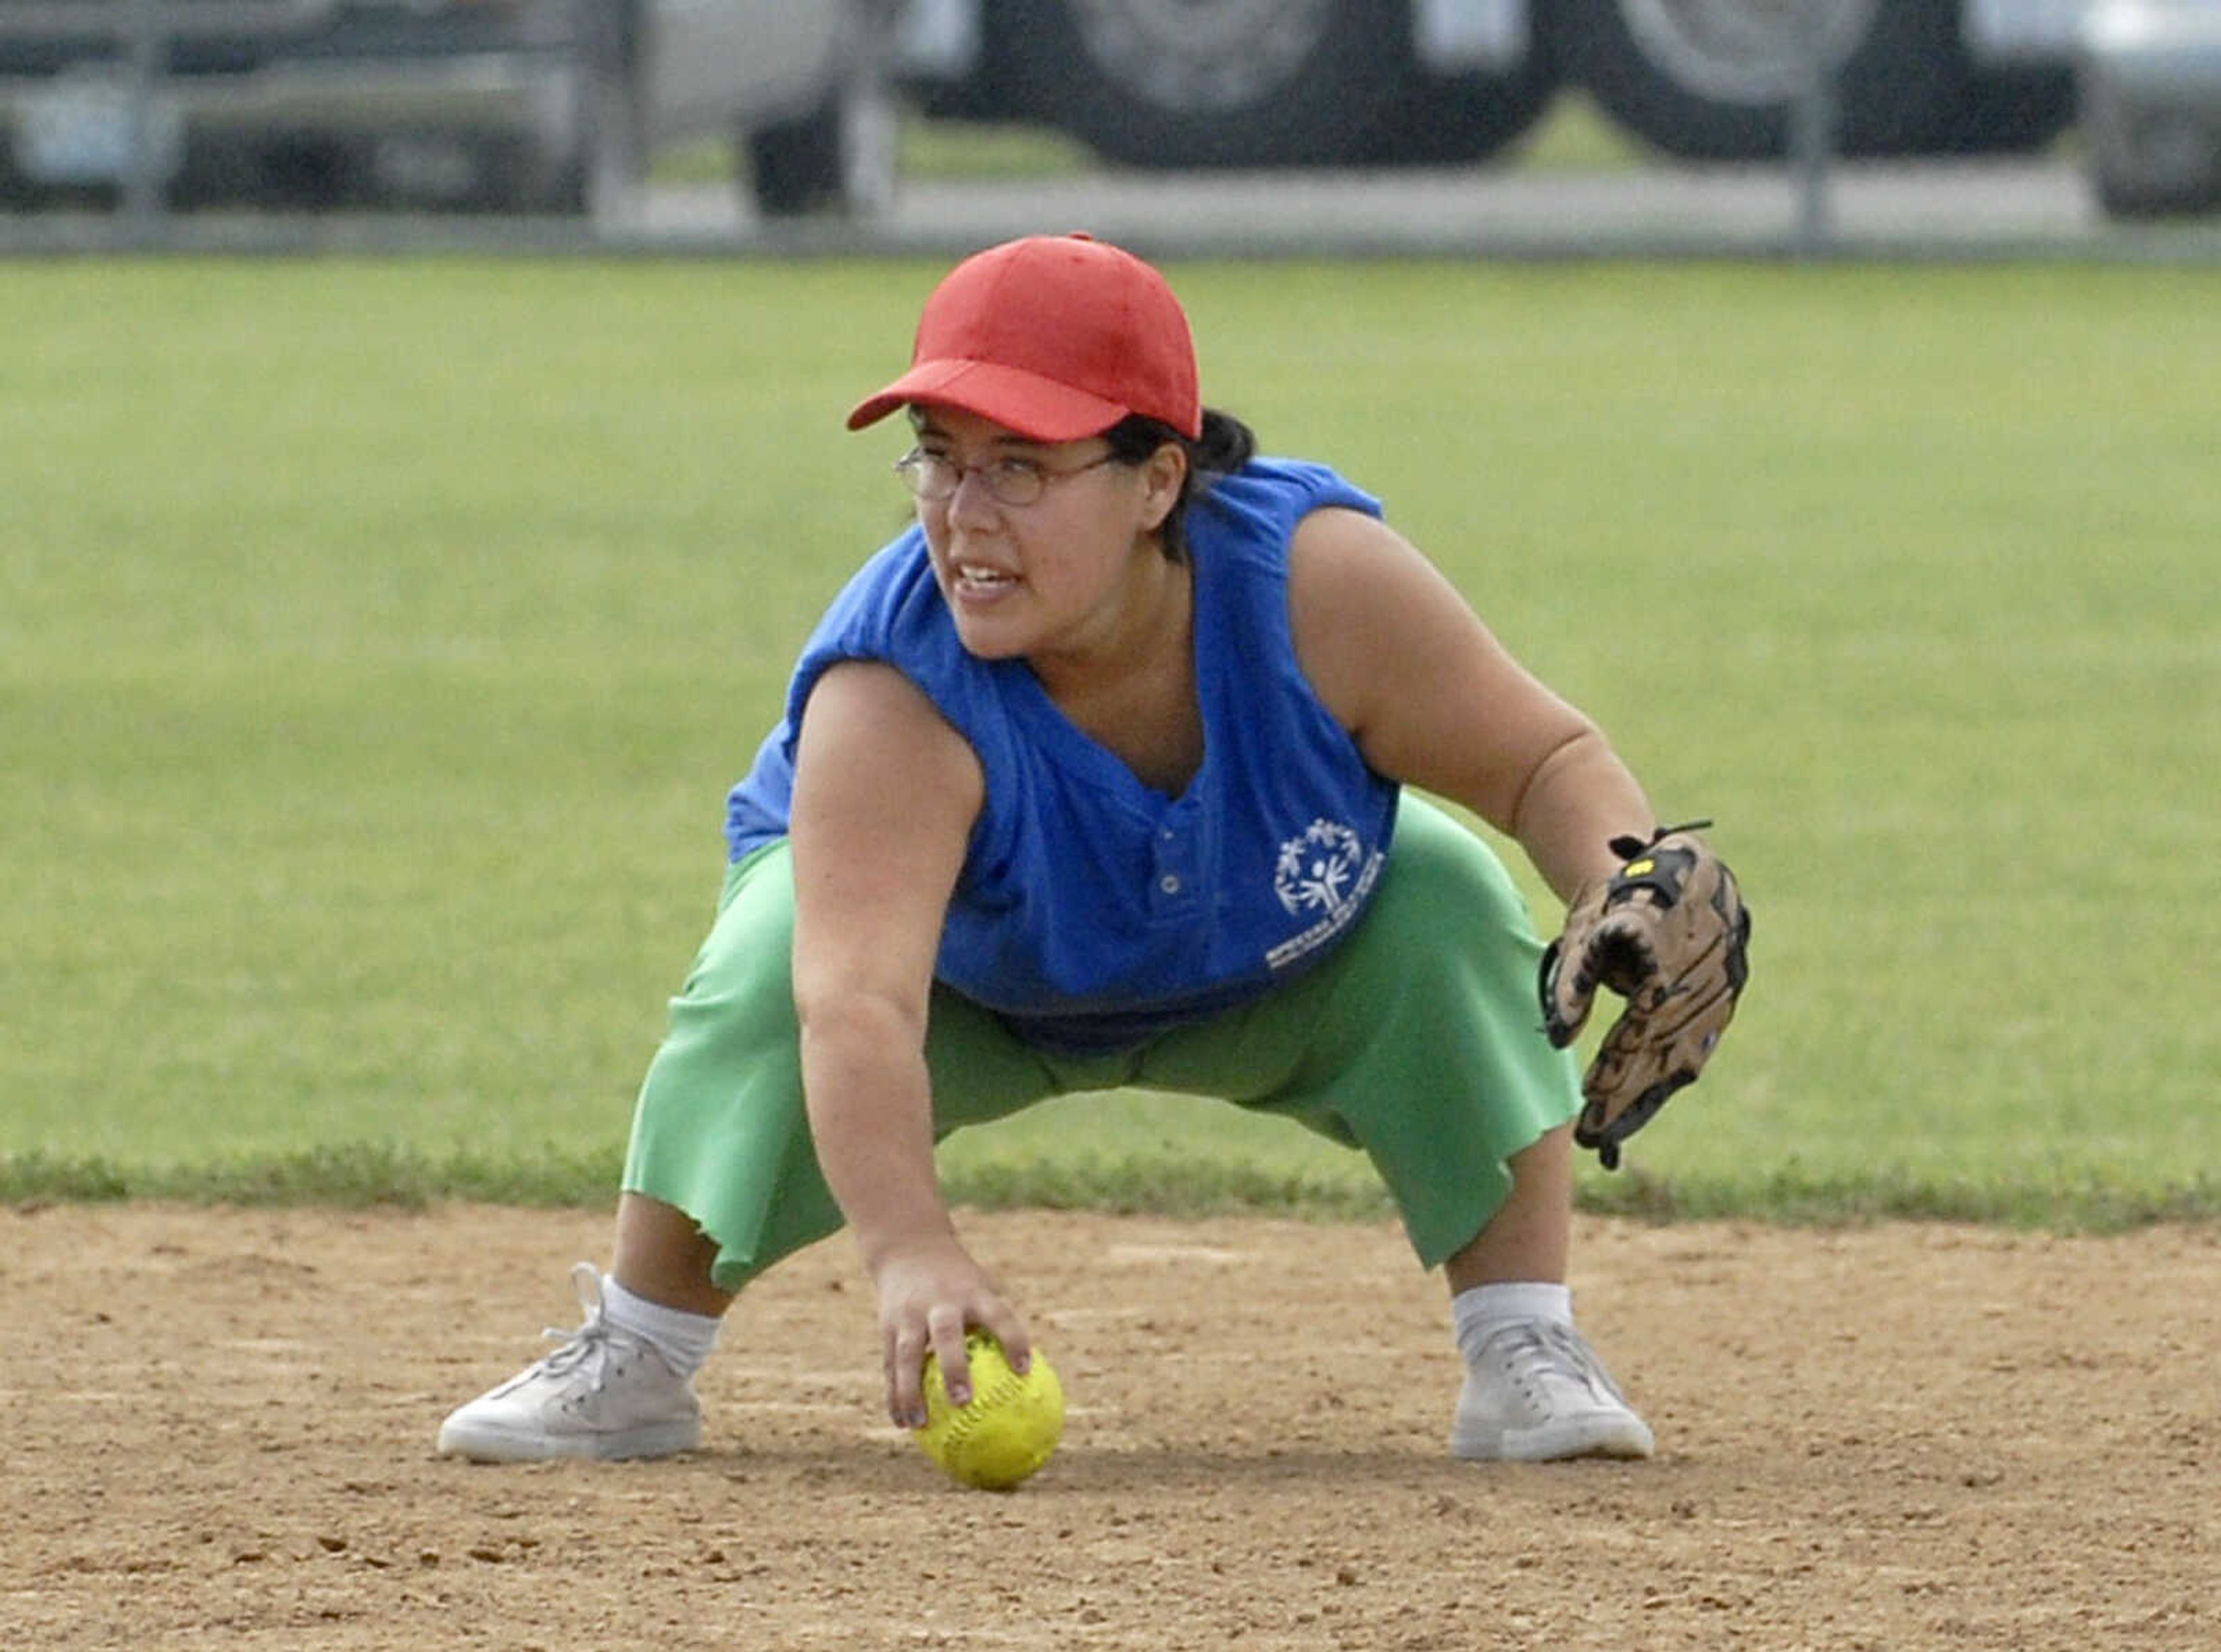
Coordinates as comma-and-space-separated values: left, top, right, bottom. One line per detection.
893, 447, 1121, 508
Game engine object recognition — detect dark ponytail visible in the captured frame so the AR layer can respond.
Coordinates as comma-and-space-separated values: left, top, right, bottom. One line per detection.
1103, 408, 1258, 564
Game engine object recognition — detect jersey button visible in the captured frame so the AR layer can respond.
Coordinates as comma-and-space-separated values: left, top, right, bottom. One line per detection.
1158, 874, 1182, 895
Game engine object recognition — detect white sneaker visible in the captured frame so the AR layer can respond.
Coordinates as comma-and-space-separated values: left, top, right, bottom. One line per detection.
1450, 1319, 1655, 1462
437, 1263, 703, 1463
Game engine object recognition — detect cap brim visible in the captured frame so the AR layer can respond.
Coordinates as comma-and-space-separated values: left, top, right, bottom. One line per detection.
846, 358, 1129, 443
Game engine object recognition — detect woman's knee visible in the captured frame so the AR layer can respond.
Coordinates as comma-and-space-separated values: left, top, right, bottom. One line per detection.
1379, 805, 1544, 955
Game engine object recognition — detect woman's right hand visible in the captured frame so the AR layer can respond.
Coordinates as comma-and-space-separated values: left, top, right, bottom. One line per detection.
867, 1231, 1033, 1430
787, 659, 1009, 1428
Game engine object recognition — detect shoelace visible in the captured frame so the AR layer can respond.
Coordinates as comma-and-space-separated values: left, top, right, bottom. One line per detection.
1480, 1321, 1626, 1407
536, 1262, 621, 1378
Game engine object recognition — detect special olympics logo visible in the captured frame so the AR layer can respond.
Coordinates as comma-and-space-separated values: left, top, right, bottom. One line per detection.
1274, 819, 1365, 917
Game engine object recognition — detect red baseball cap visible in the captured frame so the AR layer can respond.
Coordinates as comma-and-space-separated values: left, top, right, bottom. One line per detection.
846, 233, 1202, 442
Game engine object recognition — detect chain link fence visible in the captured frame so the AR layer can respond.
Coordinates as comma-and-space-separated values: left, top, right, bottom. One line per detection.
0, 2, 2213, 259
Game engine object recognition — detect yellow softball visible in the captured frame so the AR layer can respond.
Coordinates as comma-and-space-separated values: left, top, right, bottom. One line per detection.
917, 1331, 1065, 1491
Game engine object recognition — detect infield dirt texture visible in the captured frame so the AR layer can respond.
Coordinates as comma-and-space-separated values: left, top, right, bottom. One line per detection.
10, 1205, 2212, 1649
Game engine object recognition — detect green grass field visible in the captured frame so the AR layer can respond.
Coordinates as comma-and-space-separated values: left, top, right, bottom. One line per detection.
3, 257, 2215, 1229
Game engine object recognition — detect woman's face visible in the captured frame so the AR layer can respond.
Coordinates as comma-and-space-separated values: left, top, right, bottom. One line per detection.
907, 407, 1183, 666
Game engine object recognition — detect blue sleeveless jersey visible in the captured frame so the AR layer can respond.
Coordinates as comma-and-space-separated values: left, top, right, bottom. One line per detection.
725, 458, 1401, 1053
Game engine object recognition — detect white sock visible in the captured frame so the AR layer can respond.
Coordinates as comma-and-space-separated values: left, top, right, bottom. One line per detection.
1452, 1281, 1573, 1363
600, 1275, 722, 1380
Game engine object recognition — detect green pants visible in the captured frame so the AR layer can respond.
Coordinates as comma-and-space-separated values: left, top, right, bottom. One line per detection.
623, 795, 1578, 1292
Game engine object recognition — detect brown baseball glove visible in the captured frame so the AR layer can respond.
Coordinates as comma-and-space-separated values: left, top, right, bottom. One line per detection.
1539, 823, 1751, 1170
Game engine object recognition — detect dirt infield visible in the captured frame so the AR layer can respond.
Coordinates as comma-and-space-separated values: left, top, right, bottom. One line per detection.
8, 1204, 2213, 1650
